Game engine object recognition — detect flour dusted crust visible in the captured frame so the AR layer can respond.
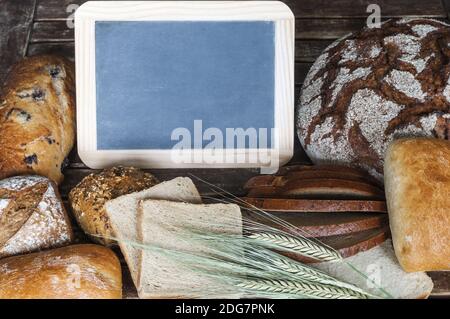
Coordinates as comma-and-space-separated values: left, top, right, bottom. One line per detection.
69, 167, 159, 246
0, 175, 73, 258
384, 138, 450, 272
0, 55, 75, 184
0, 244, 122, 299
297, 19, 450, 179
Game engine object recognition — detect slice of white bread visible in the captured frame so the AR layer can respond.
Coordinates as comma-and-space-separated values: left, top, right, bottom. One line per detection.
137, 200, 242, 299
314, 240, 434, 299
105, 177, 202, 287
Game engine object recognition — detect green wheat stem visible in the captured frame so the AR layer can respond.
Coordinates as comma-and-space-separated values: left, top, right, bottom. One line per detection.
248, 231, 342, 262
236, 278, 367, 299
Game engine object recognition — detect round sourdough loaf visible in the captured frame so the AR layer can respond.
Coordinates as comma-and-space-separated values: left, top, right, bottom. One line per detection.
69, 167, 158, 246
0, 55, 75, 184
296, 18, 450, 179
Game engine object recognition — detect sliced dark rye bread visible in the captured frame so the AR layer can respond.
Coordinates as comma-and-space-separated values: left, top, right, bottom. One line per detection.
240, 197, 387, 213
244, 169, 383, 189
247, 179, 385, 200
243, 211, 389, 238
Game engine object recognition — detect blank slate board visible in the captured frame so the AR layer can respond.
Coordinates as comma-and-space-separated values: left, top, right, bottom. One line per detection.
95, 21, 275, 150
75, 1, 294, 170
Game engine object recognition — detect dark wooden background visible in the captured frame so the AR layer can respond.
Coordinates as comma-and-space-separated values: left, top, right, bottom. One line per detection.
0, 0, 449, 298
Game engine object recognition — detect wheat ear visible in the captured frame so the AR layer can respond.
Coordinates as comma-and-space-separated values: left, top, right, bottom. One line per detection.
248, 232, 342, 262
269, 257, 375, 298
236, 278, 368, 299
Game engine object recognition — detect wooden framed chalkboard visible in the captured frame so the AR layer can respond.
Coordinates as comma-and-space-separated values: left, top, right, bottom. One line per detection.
75, 1, 294, 171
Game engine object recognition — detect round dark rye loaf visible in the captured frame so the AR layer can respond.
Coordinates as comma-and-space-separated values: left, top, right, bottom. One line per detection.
296, 18, 450, 179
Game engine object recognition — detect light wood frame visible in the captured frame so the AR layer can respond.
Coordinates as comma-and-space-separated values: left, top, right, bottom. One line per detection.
75, 1, 294, 171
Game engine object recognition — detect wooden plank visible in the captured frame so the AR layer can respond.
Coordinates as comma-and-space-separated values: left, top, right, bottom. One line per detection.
296, 18, 366, 39
26, 39, 331, 64
0, 0, 36, 86
442, 0, 450, 16
60, 168, 260, 199
31, 18, 362, 43
27, 41, 75, 60
284, 0, 447, 18
428, 272, 450, 296
30, 21, 74, 42
33, 18, 401, 42
35, 0, 447, 21
298, 17, 450, 39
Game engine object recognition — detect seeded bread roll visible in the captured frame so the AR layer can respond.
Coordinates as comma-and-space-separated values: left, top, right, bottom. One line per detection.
384, 138, 450, 272
296, 18, 450, 180
0, 244, 122, 299
0, 175, 73, 258
69, 166, 159, 246
0, 55, 75, 184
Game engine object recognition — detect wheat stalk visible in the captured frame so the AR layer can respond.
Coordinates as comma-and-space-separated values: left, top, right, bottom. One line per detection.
248, 231, 342, 262
236, 278, 368, 299
269, 257, 375, 298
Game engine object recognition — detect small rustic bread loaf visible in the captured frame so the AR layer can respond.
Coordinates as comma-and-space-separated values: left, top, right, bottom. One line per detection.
0, 55, 76, 184
297, 18, 450, 179
0, 175, 73, 258
69, 166, 158, 246
0, 244, 122, 299
384, 138, 450, 272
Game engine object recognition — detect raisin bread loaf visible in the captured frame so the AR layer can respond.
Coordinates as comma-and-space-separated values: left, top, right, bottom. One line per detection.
297, 18, 450, 179
0, 244, 122, 299
0, 175, 73, 258
0, 55, 75, 184
69, 166, 159, 246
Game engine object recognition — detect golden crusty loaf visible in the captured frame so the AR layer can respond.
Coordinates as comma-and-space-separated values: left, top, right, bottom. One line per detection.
0, 175, 73, 258
69, 167, 158, 246
0, 55, 75, 184
384, 138, 450, 272
0, 244, 122, 299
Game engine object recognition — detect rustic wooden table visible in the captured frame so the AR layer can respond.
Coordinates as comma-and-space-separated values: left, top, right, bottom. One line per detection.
0, 0, 449, 298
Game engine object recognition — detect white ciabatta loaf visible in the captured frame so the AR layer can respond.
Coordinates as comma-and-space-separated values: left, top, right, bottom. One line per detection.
0, 55, 75, 184
105, 177, 201, 287
296, 18, 450, 180
384, 138, 450, 272
0, 175, 73, 258
0, 244, 122, 299
315, 240, 433, 299
138, 200, 242, 299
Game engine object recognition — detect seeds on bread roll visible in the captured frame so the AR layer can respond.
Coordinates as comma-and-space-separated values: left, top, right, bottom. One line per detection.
0, 175, 73, 258
384, 138, 450, 272
0, 244, 122, 299
0, 55, 75, 184
69, 166, 159, 246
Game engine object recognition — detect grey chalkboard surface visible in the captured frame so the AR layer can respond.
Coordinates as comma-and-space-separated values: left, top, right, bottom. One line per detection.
95, 21, 275, 150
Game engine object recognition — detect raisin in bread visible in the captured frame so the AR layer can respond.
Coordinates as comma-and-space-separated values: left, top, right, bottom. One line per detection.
297, 18, 450, 179
0, 55, 75, 184
69, 166, 159, 246
0, 175, 73, 258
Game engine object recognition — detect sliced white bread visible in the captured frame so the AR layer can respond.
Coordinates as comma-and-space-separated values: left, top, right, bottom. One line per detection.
104, 177, 202, 287
314, 240, 434, 299
137, 200, 242, 299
